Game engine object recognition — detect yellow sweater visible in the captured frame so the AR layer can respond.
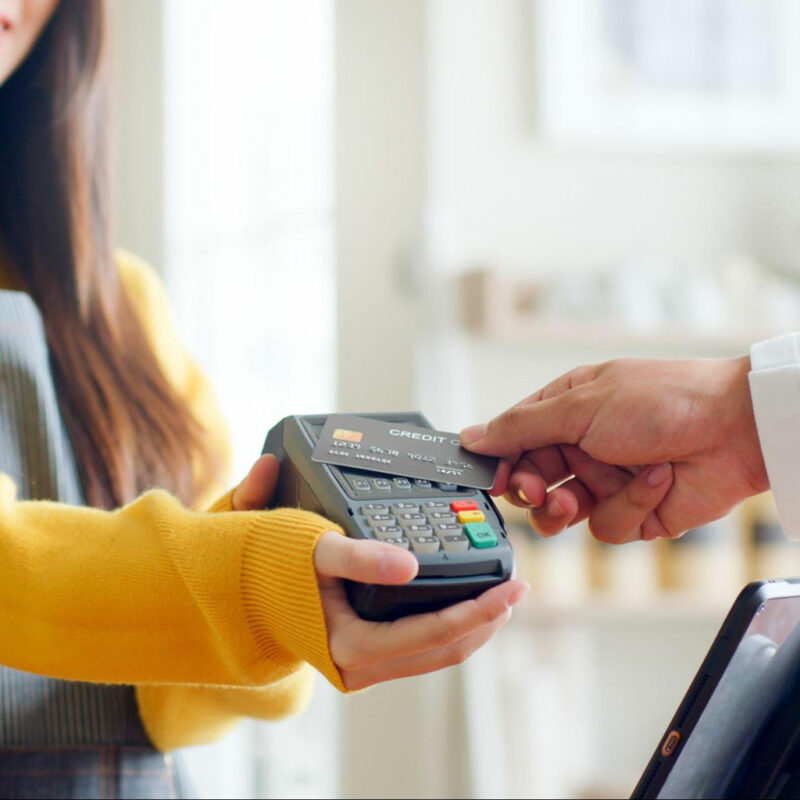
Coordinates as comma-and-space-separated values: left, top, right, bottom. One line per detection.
0, 250, 346, 751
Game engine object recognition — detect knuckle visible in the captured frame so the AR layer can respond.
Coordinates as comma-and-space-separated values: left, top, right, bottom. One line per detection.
562, 388, 594, 441
561, 385, 585, 413
343, 541, 364, 580
342, 539, 358, 576
494, 404, 524, 435
540, 378, 564, 401
567, 363, 600, 389
606, 357, 631, 374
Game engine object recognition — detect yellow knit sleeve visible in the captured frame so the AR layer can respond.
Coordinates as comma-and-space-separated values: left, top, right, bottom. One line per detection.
114, 251, 341, 749
135, 669, 315, 751
135, 492, 322, 751
0, 475, 346, 694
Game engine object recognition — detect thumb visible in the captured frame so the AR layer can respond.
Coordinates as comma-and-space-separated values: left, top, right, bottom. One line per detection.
232, 454, 280, 511
460, 394, 590, 457
314, 532, 419, 585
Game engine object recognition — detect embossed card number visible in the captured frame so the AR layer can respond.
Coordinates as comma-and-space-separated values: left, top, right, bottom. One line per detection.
311, 414, 500, 490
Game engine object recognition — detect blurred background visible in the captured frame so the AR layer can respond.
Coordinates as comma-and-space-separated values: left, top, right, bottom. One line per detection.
114, 0, 800, 797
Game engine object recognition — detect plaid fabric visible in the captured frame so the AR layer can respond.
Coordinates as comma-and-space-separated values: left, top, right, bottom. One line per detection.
0, 747, 182, 800
0, 292, 183, 797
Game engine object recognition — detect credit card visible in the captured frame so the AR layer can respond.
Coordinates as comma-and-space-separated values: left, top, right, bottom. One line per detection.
311, 414, 499, 489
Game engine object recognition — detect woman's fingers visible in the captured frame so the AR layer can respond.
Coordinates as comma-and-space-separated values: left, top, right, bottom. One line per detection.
341, 610, 513, 691
588, 463, 674, 544
315, 532, 419, 586
327, 579, 529, 674
231, 454, 281, 511
315, 535, 528, 680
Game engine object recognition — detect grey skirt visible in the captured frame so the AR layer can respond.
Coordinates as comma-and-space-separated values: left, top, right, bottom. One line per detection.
0, 291, 191, 798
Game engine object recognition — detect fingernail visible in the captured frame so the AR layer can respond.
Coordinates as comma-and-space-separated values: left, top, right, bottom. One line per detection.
502, 583, 531, 612
510, 582, 531, 605
517, 487, 531, 505
547, 494, 564, 516
645, 463, 672, 487
460, 423, 488, 446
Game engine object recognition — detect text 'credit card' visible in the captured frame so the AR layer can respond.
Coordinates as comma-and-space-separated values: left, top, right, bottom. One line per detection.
311, 414, 499, 489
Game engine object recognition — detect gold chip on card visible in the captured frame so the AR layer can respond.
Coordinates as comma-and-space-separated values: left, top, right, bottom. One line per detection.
333, 428, 363, 443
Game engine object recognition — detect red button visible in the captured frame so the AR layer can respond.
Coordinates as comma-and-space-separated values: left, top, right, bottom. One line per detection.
451, 499, 479, 512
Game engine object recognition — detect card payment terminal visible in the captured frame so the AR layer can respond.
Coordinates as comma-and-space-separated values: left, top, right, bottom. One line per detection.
262, 412, 514, 621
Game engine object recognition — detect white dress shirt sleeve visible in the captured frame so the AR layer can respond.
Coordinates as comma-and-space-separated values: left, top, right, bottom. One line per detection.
749, 333, 800, 540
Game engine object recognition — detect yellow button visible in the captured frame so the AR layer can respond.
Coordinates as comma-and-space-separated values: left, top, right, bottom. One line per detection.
457, 510, 485, 524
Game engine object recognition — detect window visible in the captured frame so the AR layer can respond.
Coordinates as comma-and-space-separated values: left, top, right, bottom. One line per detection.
162, 2, 338, 796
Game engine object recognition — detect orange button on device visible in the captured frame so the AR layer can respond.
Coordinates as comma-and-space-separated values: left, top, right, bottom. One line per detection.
457, 510, 485, 524
661, 730, 681, 758
450, 499, 479, 513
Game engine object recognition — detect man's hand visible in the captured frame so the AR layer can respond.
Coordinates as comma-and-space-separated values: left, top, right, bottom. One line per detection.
233, 455, 529, 690
460, 357, 769, 544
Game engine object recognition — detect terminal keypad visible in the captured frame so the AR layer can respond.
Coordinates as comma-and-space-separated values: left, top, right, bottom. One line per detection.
360, 498, 495, 556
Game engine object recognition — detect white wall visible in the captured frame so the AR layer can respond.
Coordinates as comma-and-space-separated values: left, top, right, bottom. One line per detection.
114, 0, 165, 270
426, 0, 800, 278
416, 6, 800, 797
335, 0, 428, 412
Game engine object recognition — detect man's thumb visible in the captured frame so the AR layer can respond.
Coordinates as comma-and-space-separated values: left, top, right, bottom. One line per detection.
460, 396, 586, 457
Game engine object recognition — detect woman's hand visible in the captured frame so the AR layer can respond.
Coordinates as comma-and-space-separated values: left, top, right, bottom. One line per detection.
460, 357, 769, 544
233, 455, 529, 691
312, 532, 527, 690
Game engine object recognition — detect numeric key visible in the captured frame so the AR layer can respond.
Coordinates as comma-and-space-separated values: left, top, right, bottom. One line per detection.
409, 536, 441, 554
441, 534, 470, 554
367, 514, 396, 527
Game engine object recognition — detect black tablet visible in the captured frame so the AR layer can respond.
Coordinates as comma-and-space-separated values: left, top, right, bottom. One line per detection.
632, 578, 800, 799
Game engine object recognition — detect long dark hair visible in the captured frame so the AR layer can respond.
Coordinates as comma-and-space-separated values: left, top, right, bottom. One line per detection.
0, 0, 213, 508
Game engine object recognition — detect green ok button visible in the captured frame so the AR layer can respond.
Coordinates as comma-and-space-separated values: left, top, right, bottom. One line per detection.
463, 522, 497, 548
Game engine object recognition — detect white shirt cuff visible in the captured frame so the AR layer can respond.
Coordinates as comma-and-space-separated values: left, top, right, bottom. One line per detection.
749, 333, 800, 540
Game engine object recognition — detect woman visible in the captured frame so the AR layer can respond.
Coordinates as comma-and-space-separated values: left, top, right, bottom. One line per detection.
0, 1, 528, 797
